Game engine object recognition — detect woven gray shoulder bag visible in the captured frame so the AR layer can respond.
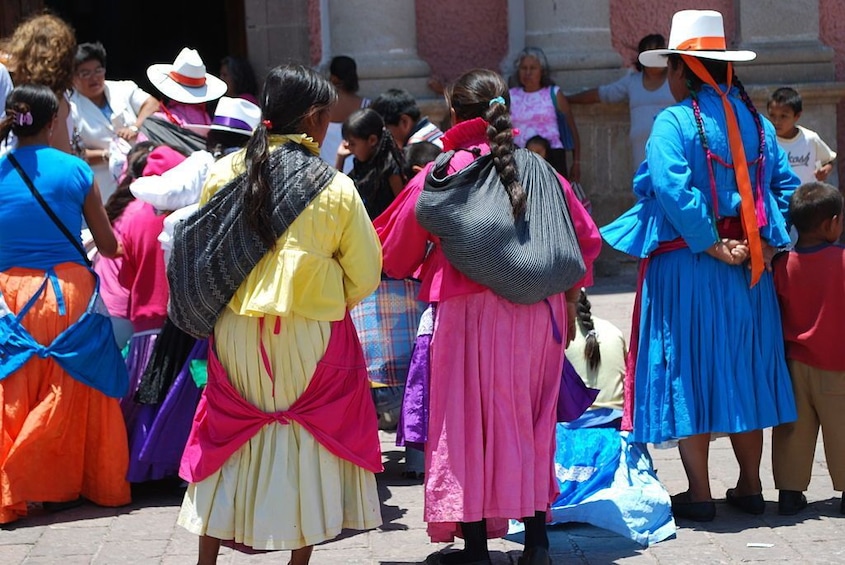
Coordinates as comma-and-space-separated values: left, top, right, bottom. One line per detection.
415, 147, 586, 305
167, 142, 336, 338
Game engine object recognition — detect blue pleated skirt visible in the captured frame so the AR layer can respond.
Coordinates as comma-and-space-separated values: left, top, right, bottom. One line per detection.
632, 248, 797, 444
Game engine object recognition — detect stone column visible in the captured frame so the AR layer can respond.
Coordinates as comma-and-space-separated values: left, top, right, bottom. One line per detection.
244, 0, 311, 78
500, 0, 526, 79
320, 0, 431, 99
734, 0, 834, 83
519, 0, 624, 91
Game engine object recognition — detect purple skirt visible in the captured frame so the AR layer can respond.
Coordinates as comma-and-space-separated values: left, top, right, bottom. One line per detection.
396, 305, 599, 449
125, 336, 207, 482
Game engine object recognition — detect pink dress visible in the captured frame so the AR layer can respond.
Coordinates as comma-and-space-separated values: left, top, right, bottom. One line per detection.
509, 86, 563, 149
374, 118, 601, 542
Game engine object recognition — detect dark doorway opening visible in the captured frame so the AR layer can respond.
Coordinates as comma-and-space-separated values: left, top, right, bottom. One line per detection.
44, 0, 244, 97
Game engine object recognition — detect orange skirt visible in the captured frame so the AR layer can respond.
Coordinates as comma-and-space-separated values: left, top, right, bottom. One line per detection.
0, 263, 130, 524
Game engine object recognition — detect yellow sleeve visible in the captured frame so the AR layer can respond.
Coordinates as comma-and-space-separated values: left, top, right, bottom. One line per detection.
334, 175, 383, 307
199, 150, 246, 206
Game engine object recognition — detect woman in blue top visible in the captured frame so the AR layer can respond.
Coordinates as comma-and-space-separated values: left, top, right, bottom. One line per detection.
601, 10, 799, 523
0, 83, 129, 525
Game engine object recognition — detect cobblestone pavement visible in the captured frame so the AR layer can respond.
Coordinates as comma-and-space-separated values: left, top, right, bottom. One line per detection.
2, 277, 843, 564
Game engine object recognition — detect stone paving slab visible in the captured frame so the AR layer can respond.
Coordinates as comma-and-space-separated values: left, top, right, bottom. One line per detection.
2, 278, 843, 564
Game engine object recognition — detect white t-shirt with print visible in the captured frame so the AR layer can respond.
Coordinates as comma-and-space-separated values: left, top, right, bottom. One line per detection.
776, 125, 837, 185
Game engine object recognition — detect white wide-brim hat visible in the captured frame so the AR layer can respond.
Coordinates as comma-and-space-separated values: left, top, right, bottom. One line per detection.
185, 96, 261, 135
639, 10, 757, 68
147, 47, 227, 104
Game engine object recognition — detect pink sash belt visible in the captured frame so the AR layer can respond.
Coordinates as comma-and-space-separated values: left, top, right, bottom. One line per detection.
179, 313, 383, 483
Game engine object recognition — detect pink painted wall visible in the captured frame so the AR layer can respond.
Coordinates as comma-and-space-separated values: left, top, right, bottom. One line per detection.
416, 0, 508, 84
820, 0, 845, 181
609, 0, 734, 70
308, 0, 321, 65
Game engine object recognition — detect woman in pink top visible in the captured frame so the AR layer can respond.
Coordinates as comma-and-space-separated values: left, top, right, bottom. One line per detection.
116, 145, 187, 482
509, 47, 581, 182
374, 68, 601, 565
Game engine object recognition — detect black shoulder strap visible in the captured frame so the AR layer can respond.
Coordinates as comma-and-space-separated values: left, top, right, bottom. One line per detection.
8, 153, 92, 266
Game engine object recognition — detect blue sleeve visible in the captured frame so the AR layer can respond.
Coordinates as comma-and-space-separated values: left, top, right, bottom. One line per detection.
645, 110, 717, 253
765, 121, 800, 229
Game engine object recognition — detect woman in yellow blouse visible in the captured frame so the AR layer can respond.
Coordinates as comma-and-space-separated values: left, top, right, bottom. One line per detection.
176, 65, 383, 565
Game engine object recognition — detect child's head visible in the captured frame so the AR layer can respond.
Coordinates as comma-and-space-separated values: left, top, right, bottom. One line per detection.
790, 181, 843, 242
402, 141, 442, 180
526, 135, 551, 160
342, 108, 385, 163
370, 89, 421, 147
767, 87, 802, 138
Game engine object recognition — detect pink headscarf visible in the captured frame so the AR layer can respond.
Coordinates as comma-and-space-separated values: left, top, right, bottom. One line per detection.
142, 145, 187, 177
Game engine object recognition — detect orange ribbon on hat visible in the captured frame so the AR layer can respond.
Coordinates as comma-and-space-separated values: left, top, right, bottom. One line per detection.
676, 36, 727, 51
681, 55, 764, 287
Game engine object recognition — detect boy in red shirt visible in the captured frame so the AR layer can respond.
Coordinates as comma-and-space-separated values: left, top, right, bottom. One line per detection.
772, 181, 845, 516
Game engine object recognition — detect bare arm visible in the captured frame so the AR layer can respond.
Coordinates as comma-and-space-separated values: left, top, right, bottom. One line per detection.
52, 95, 73, 154
388, 173, 404, 197
557, 89, 581, 182
117, 95, 159, 142
82, 181, 121, 258
335, 139, 351, 170
567, 88, 601, 104
134, 95, 159, 129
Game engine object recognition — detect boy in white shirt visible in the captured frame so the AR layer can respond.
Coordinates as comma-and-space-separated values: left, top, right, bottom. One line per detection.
768, 87, 837, 185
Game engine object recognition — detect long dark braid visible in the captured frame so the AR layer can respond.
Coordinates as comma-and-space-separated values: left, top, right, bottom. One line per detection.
485, 101, 525, 217
449, 69, 526, 217
244, 64, 337, 248
676, 57, 766, 174
576, 288, 601, 370
104, 141, 158, 223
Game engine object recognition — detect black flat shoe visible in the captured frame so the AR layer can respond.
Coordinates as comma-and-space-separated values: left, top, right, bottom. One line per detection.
840, 492, 844, 515
518, 547, 552, 565
425, 551, 492, 565
777, 490, 808, 516
42, 497, 84, 513
671, 491, 716, 522
726, 488, 765, 515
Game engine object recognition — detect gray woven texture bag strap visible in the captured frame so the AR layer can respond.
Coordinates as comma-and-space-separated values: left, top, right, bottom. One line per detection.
167, 143, 336, 338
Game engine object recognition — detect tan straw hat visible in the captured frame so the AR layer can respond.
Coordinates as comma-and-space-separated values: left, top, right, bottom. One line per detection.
638, 10, 756, 68
146, 47, 227, 104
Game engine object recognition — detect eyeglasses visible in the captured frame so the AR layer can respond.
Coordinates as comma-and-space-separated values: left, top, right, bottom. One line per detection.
76, 66, 106, 79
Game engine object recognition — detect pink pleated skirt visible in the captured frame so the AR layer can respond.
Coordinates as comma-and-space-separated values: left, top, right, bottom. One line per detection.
424, 289, 567, 542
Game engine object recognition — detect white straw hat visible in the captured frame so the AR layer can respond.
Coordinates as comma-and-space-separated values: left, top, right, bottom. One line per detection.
185, 97, 261, 135
639, 10, 756, 68
146, 47, 227, 104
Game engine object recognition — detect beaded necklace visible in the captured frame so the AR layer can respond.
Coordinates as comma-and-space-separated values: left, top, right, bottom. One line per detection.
688, 79, 769, 228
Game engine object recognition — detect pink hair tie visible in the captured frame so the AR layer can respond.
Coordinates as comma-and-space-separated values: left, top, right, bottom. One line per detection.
262, 119, 273, 129
14, 111, 33, 126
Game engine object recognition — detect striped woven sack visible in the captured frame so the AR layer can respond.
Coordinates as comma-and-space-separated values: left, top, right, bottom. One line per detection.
416, 147, 586, 305
167, 143, 336, 338
350, 277, 425, 387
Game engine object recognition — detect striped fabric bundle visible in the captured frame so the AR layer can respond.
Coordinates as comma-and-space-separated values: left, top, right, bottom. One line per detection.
167, 143, 336, 338
416, 147, 585, 305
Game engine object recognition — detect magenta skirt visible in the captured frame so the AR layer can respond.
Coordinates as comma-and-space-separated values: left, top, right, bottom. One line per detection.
424, 290, 567, 543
